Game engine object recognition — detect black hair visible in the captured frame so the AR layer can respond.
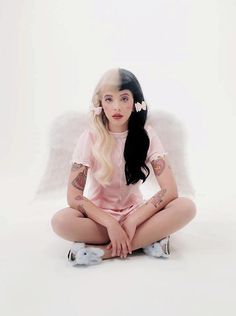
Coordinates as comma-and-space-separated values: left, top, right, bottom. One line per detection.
118, 68, 150, 185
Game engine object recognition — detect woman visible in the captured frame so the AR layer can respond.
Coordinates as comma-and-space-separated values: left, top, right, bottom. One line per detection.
51, 68, 197, 266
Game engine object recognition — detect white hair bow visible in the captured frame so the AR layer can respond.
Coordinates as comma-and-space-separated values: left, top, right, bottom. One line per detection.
90, 105, 102, 115
135, 101, 147, 112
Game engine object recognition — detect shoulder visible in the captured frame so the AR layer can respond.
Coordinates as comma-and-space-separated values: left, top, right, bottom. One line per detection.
78, 128, 94, 140
75, 128, 95, 147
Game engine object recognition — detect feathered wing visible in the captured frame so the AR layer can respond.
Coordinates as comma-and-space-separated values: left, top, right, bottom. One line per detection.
145, 110, 195, 198
34, 111, 90, 199
34, 109, 195, 200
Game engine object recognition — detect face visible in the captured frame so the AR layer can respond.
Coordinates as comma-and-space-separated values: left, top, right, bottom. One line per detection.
101, 89, 134, 132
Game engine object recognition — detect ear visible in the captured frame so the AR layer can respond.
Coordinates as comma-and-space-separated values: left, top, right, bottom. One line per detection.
70, 242, 86, 253
90, 247, 105, 256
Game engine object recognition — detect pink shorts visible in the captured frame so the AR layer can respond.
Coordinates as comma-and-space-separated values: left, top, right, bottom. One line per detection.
101, 200, 147, 225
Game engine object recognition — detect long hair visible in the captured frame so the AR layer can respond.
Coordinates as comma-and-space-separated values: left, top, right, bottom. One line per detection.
89, 68, 150, 187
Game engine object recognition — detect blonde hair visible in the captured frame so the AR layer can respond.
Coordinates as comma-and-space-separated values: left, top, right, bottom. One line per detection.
88, 68, 121, 187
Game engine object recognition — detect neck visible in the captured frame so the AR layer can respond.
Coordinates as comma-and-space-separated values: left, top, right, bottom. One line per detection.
108, 123, 128, 133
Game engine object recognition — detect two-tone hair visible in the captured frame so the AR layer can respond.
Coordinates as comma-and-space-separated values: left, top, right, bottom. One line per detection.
88, 68, 150, 187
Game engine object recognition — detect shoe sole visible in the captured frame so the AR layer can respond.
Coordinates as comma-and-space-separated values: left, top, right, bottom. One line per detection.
166, 236, 170, 255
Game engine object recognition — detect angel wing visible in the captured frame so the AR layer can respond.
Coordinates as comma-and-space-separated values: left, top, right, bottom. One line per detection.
34, 111, 90, 199
144, 110, 195, 198
34, 109, 195, 200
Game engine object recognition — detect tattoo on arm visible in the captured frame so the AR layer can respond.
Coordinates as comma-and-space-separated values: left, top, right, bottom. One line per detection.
148, 188, 167, 208
71, 167, 88, 191
152, 157, 166, 176
71, 162, 84, 172
75, 195, 90, 204
77, 205, 88, 217
74, 195, 88, 217
152, 156, 172, 177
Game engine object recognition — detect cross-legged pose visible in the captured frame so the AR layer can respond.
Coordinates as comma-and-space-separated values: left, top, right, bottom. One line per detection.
51, 68, 197, 266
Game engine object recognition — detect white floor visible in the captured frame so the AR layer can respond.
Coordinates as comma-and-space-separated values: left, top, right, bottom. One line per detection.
1, 175, 235, 316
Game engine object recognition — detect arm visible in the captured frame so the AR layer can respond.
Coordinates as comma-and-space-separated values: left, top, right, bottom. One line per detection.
67, 162, 117, 228
128, 154, 178, 226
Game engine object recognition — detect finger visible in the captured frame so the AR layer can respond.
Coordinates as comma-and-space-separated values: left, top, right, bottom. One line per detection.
116, 243, 121, 257
127, 240, 132, 254
119, 242, 125, 258
106, 243, 112, 250
121, 242, 128, 258
112, 242, 117, 257
125, 242, 130, 257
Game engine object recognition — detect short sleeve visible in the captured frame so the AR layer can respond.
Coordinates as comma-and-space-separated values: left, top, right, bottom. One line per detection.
146, 125, 168, 164
70, 129, 93, 168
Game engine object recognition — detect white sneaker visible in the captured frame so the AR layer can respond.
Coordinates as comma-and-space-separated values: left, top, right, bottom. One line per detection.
142, 236, 170, 258
67, 242, 105, 266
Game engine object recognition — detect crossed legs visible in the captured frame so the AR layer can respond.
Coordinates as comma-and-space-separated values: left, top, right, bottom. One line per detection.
51, 197, 197, 259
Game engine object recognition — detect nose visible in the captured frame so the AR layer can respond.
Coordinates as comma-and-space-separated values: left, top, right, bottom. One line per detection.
113, 99, 121, 109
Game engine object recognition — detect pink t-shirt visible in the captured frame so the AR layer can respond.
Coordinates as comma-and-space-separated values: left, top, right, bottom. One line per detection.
71, 124, 167, 212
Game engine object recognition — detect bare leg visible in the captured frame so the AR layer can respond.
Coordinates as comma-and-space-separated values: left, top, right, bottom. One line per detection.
51, 207, 110, 244
51, 197, 196, 260
90, 197, 197, 259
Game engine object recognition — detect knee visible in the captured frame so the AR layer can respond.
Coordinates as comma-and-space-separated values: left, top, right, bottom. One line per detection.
178, 197, 197, 221
51, 209, 68, 235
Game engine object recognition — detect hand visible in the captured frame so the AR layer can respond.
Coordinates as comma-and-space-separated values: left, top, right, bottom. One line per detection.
106, 221, 132, 258
120, 216, 137, 242
106, 216, 137, 258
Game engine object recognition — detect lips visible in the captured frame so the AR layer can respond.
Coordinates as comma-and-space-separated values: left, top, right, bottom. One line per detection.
112, 115, 123, 118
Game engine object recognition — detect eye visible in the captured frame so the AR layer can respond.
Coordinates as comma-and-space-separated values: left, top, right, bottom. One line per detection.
105, 98, 112, 102
121, 97, 129, 102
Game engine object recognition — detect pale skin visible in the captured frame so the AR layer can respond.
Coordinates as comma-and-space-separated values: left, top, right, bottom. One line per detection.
51, 89, 197, 260
101, 89, 134, 133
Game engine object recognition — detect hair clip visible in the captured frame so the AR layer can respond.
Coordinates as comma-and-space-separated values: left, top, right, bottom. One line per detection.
135, 101, 147, 112
90, 105, 103, 115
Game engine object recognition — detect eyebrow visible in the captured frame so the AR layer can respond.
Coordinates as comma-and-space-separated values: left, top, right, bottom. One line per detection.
104, 93, 130, 97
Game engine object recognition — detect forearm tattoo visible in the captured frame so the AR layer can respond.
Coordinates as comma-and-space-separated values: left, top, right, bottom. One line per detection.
74, 195, 88, 217
71, 165, 88, 191
149, 188, 167, 208
77, 205, 88, 217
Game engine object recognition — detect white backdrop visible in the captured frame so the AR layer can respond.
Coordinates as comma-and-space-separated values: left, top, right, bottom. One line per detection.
0, 0, 236, 215
1, 0, 235, 219
1, 1, 236, 315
